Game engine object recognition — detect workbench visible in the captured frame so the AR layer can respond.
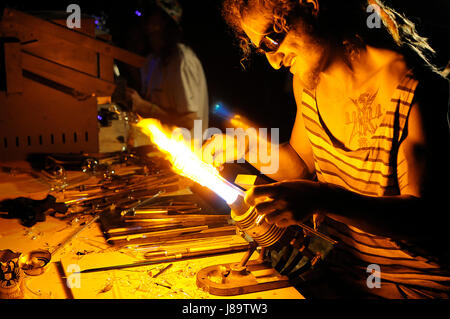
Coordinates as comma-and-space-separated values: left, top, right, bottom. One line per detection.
0, 161, 304, 300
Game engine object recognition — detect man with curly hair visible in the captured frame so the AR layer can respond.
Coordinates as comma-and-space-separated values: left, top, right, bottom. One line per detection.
205, 0, 450, 298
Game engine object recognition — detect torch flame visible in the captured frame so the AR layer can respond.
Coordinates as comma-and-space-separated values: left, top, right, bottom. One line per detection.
137, 119, 240, 204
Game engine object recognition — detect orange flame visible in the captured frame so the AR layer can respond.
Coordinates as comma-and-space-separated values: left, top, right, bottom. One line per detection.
137, 119, 240, 204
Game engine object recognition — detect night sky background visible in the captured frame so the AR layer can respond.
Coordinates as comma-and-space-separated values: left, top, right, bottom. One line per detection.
2, 0, 450, 143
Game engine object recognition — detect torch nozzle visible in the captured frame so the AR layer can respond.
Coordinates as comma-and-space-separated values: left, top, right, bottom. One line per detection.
228, 195, 251, 217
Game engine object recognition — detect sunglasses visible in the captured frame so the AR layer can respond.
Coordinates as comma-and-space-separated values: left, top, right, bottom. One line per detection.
257, 27, 288, 54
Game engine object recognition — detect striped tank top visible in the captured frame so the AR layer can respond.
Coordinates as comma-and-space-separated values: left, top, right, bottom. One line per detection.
301, 71, 450, 298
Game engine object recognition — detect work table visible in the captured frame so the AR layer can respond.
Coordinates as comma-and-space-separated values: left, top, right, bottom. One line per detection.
0, 161, 304, 300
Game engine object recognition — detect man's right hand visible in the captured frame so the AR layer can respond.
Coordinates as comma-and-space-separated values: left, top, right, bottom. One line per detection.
202, 133, 250, 168
125, 88, 145, 111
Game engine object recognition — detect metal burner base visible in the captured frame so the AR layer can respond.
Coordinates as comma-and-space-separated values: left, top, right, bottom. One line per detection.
196, 260, 291, 296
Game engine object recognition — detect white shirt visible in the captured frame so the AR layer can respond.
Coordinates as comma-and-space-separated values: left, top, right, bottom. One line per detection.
140, 43, 209, 132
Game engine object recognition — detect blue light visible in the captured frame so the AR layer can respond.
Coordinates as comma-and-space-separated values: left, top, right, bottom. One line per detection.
95, 20, 99, 25
135, 10, 142, 17
97, 115, 103, 121
212, 103, 232, 119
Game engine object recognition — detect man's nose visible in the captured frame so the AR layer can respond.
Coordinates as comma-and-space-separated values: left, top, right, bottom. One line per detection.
265, 52, 284, 70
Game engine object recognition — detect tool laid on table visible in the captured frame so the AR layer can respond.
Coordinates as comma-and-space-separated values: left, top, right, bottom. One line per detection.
0, 195, 68, 227
123, 214, 230, 224
105, 226, 238, 247
120, 191, 164, 216
19, 207, 108, 276
106, 225, 210, 242
67, 241, 251, 275
152, 263, 172, 278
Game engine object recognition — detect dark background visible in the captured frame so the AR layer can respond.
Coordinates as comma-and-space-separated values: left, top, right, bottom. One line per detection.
2, 0, 449, 143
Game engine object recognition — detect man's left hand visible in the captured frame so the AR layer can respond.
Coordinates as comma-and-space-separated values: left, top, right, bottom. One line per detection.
244, 180, 326, 228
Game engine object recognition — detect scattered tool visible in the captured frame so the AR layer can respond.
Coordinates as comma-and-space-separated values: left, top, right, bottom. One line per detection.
120, 191, 164, 216
152, 263, 172, 278
19, 208, 106, 276
0, 195, 68, 227
69, 242, 250, 275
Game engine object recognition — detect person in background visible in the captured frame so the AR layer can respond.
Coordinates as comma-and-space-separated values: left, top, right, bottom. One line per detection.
126, 0, 209, 133
204, 0, 450, 298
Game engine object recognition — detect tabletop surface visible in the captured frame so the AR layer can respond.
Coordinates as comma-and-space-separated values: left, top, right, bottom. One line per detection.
0, 161, 304, 300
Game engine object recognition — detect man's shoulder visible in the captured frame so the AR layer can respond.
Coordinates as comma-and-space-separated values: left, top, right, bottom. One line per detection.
382, 47, 449, 101
176, 43, 198, 59
385, 53, 409, 78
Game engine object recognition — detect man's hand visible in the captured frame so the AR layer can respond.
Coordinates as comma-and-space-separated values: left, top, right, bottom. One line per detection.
244, 180, 325, 228
126, 88, 145, 111
202, 133, 251, 168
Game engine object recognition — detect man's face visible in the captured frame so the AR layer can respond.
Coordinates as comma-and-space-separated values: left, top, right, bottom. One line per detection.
143, 12, 166, 53
240, 4, 328, 89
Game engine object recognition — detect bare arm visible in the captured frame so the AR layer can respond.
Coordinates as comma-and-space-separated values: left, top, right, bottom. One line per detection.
203, 74, 314, 181
127, 88, 197, 129
248, 142, 313, 181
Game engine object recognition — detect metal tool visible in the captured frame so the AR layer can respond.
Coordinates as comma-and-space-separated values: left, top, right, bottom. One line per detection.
19, 208, 106, 275
0, 195, 68, 227
123, 214, 229, 223
106, 225, 209, 241
51, 211, 102, 257
152, 263, 172, 278
107, 226, 238, 246
120, 191, 164, 216
69, 242, 250, 275
142, 242, 249, 259
130, 235, 239, 253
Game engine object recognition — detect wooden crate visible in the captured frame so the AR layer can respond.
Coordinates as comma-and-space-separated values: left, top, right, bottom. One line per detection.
0, 9, 146, 161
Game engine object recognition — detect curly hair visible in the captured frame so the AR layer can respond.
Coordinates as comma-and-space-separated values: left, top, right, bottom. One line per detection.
222, 0, 318, 66
222, 0, 439, 75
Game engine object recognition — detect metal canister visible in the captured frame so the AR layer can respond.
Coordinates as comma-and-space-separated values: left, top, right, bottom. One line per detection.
0, 250, 25, 299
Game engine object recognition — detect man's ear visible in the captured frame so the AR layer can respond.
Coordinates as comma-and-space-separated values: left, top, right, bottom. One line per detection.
302, 0, 319, 15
